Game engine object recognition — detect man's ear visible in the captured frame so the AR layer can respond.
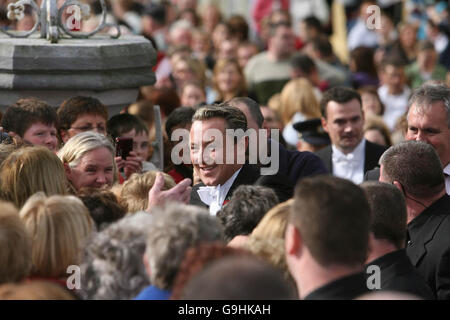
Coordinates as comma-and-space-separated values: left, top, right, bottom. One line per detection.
321, 117, 328, 133
285, 223, 302, 257
392, 181, 403, 193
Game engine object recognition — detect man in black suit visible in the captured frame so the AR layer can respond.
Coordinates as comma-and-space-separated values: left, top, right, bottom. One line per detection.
316, 86, 387, 184
361, 181, 434, 299
189, 104, 292, 214
379, 141, 450, 299
285, 175, 371, 300
228, 97, 328, 186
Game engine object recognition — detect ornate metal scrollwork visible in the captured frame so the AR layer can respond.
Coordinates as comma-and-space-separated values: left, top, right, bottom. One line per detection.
1, 0, 120, 43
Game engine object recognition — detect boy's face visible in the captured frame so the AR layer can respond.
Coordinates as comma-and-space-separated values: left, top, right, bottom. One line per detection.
23, 121, 58, 151
121, 129, 150, 161
134, 131, 150, 161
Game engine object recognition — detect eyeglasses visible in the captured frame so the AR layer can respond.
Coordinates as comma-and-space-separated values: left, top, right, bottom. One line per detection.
70, 125, 107, 133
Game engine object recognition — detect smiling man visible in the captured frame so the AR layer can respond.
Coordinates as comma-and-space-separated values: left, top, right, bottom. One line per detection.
315, 86, 387, 184
405, 83, 450, 195
189, 104, 292, 215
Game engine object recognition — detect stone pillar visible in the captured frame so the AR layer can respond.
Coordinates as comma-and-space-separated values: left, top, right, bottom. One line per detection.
0, 33, 156, 115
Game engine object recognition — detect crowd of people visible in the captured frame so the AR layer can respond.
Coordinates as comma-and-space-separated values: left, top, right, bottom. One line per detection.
0, 0, 449, 301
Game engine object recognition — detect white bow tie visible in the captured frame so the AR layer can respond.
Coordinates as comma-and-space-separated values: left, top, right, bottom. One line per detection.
333, 152, 356, 164
197, 186, 219, 206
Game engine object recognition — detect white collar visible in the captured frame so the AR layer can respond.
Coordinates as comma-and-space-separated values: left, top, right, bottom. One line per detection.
444, 163, 450, 176
197, 167, 242, 215
332, 139, 366, 162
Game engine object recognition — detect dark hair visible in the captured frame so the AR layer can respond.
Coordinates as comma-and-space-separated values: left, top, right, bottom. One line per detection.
228, 97, 264, 128
57, 96, 108, 132
77, 187, 126, 232
310, 35, 333, 58
290, 175, 370, 267
302, 16, 322, 33
193, 103, 247, 132
291, 53, 317, 75
380, 55, 406, 70
360, 181, 407, 249
320, 86, 362, 118
180, 255, 295, 299
379, 141, 445, 199
165, 107, 196, 139
228, 14, 249, 41
217, 185, 279, 242
107, 113, 148, 141
350, 46, 378, 78
2, 98, 57, 137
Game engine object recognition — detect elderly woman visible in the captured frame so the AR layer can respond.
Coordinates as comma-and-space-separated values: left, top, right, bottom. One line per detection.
57, 131, 117, 192
0, 146, 68, 208
78, 213, 154, 300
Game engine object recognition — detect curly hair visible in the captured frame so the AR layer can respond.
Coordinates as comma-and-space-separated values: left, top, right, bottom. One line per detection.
77, 187, 126, 231
145, 203, 224, 290
78, 213, 154, 300
217, 185, 279, 242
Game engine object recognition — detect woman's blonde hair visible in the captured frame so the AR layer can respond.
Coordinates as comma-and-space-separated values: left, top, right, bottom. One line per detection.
0, 146, 68, 208
251, 199, 293, 240
0, 281, 75, 300
213, 58, 247, 101
19, 192, 93, 278
0, 201, 32, 284
120, 171, 176, 213
57, 131, 117, 185
279, 78, 321, 125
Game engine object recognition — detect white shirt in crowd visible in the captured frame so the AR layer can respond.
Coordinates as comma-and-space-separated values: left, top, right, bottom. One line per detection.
444, 164, 450, 196
197, 168, 242, 216
378, 85, 411, 132
332, 138, 366, 185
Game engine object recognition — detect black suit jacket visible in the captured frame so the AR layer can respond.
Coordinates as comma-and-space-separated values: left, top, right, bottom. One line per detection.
304, 272, 369, 300
190, 163, 294, 208
315, 140, 387, 176
406, 194, 450, 300
366, 249, 434, 299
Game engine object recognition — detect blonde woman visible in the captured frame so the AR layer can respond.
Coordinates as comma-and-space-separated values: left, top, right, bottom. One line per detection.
280, 78, 321, 147
0, 201, 32, 284
0, 146, 68, 208
20, 193, 93, 286
57, 131, 117, 192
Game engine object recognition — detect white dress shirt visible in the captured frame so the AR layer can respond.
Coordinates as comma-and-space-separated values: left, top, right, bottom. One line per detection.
197, 168, 242, 216
332, 139, 366, 185
378, 85, 411, 132
444, 164, 450, 196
